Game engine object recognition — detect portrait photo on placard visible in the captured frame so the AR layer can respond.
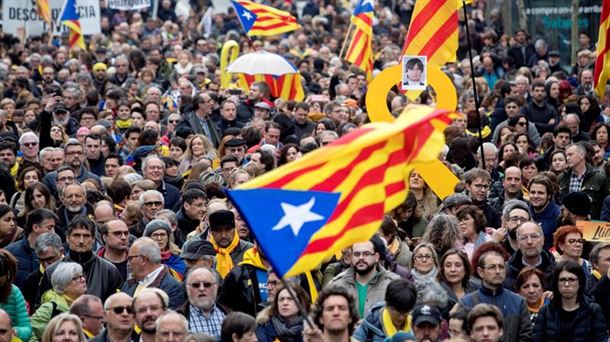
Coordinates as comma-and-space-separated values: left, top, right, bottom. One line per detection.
402, 56, 427, 90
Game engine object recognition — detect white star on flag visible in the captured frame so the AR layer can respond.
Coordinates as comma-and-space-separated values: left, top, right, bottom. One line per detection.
272, 197, 325, 236
242, 11, 253, 20
360, 0, 374, 9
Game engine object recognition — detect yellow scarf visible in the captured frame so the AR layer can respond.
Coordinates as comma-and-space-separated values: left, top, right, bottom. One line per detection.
116, 119, 133, 129
239, 247, 267, 270
381, 308, 412, 337
210, 230, 240, 278
388, 238, 401, 255
593, 269, 602, 280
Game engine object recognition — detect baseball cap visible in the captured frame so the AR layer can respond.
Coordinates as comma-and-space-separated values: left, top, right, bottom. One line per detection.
53, 103, 69, 114
181, 240, 217, 259
411, 304, 442, 326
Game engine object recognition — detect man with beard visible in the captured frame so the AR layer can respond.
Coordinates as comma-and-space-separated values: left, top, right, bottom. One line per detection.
464, 168, 501, 228
490, 166, 524, 213
178, 267, 228, 339
43, 139, 100, 196
133, 288, 168, 342
0, 140, 18, 178
496, 200, 531, 255
527, 175, 560, 250
99, 220, 130, 281
456, 251, 532, 342
205, 210, 253, 279
329, 235, 401, 318
504, 221, 556, 291
412, 304, 443, 342
92, 63, 109, 94
304, 286, 359, 342
56, 183, 94, 238
52, 103, 79, 135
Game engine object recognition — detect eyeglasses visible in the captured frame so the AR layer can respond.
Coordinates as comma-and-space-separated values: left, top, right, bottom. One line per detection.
352, 251, 374, 258
509, 216, 529, 223
22, 142, 38, 147
168, 120, 180, 124
58, 176, 75, 182
471, 183, 490, 190
143, 201, 163, 207
110, 231, 129, 237
151, 232, 168, 239
189, 281, 215, 289
108, 306, 134, 314
517, 121, 527, 126
482, 264, 506, 271
567, 238, 585, 246
517, 233, 542, 242
558, 277, 578, 285
414, 254, 433, 261
82, 314, 103, 320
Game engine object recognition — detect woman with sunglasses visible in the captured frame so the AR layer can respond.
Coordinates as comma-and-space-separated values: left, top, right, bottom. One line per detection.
31, 262, 88, 341
533, 260, 607, 341
552, 225, 592, 279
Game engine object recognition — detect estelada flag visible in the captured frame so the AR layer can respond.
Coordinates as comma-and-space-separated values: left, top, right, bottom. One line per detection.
228, 105, 454, 277
59, 0, 86, 50
231, 0, 301, 37
594, 0, 610, 98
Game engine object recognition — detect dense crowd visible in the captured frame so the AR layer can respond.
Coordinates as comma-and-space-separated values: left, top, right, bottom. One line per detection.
0, 0, 609, 341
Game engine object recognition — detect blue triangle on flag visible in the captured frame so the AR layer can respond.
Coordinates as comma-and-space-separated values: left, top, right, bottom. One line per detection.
227, 188, 340, 276
231, 1, 258, 34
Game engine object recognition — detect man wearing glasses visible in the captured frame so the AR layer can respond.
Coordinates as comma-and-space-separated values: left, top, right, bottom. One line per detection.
464, 168, 501, 228
122, 237, 186, 309
455, 251, 532, 342
496, 200, 531, 255
178, 266, 227, 339
94, 292, 137, 342
70, 294, 104, 339
505, 221, 556, 291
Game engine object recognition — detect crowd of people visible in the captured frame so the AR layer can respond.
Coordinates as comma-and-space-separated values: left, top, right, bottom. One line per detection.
0, 0, 610, 341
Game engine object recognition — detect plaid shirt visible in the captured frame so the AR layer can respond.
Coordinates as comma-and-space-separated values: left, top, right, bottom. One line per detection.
189, 304, 225, 339
569, 171, 585, 193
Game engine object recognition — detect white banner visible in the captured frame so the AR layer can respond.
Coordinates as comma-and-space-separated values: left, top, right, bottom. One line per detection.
2, 0, 101, 37
108, 0, 151, 10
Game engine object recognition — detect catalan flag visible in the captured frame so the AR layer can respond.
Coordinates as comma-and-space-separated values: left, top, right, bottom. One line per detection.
37, 0, 52, 25
228, 105, 454, 277
402, 0, 458, 68
231, 0, 301, 37
594, 0, 610, 98
236, 73, 305, 101
59, 0, 86, 50
344, 0, 374, 81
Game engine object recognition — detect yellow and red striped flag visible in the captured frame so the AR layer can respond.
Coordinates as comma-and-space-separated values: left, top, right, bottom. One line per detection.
231, 0, 301, 36
344, 0, 374, 80
402, 0, 459, 69
237, 73, 304, 101
594, 0, 610, 98
37, 0, 52, 25
59, 0, 86, 50
228, 105, 454, 277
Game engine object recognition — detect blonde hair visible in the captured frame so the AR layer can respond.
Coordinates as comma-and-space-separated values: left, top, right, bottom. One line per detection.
42, 313, 87, 342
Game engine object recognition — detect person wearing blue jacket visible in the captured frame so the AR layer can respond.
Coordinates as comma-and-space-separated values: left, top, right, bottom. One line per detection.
455, 250, 532, 342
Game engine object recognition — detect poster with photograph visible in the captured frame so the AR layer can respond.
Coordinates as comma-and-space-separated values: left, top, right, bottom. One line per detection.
402, 56, 427, 91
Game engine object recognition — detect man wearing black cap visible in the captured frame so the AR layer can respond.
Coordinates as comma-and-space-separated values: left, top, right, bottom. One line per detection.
207, 209, 253, 278
412, 304, 442, 342
52, 103, 79, 136
224, 138, 247, 165
181, 239, 217, 273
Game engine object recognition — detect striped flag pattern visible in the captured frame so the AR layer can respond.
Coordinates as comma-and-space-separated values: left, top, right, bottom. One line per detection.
231, 0, 301, 36
402, 0, 459, 68
237, 73, 305, 101
235, 105, 453, 276
37, 0, 52, 25
344, 0, 374, 80
594, 0, 610, 98
59, 0, 86, 50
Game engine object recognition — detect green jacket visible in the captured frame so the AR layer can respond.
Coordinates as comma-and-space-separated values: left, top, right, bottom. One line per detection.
30, 291, 70, 341
558, 164, 608, 219
0, 285, 31, 341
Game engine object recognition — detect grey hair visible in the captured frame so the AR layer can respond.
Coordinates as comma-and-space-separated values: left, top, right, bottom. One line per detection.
137, 237, 162, 263
501, 199, 531, 221
516, 221, 544, 238
590, 242, 610, 266
133, 287, 169, 310
39, 146, 55, 160
19, 132, 39, 145
421, 214, 461, 257
155, 310, 188, 333
319, 130, 339, 142
123, 173, 144, 185
63, 86, 81, 97
35, 232, 63, 255
534, 39, 547, 50
415, 279, 448, 308
52, 262, 83, 294
409, 242, 440, 270
139, 190, 164, 207
477, 142, 498, 156
142, 155, 165, 172
565, 113, 581, 123
156, 209, 178, 226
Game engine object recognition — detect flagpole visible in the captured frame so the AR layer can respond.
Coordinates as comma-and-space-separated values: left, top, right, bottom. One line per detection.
461, 0, 485, 165
339, 21, 355, 60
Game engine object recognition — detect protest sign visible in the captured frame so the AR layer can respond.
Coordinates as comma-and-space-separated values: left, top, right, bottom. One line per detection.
2, 0, 101, 37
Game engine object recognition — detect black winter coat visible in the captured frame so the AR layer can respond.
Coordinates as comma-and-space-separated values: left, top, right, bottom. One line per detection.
532, 299, 608, 342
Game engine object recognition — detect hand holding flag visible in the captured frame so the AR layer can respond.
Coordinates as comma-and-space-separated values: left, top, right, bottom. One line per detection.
228, 105, 455, 277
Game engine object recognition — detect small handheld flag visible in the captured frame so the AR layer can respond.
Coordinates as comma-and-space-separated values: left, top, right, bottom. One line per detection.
231, 0, 301, 37
228, 105, 454, 277
37, 0, 52, 25
594, 0, 610, 98
59, 0, 86, 50
344, 0, 375, 80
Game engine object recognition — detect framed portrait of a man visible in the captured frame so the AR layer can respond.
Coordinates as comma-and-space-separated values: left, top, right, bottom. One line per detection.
402, 56, 427, 90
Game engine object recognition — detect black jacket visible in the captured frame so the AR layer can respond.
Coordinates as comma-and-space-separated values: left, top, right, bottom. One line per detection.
218, 263, 265, 317
532, 299, 608, 342
520, 100, 558, 134
504, 249, 556, 291
176, 208, 199, 245
121, 266, 186, 309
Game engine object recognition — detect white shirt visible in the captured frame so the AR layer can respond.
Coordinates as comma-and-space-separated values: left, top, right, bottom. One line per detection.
138, 265, 165, 288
